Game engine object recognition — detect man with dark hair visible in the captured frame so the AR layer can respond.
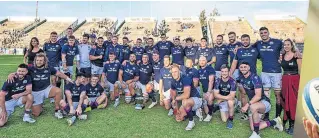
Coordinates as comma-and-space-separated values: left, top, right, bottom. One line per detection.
213, 35, 229, 78
104, 36, 121, 62
184, 38, 198, 64
83, 75, 108, 112
103, 32, 113, 48
195, 38, 214, 65
132, 38, 145, 64
58, 27, 79, 46
171, 38, 185, 66
237, 61, 283, 138
89, 37, 105, 77
77, 34, 92, 84
0, 64, 36, 126
120, 37, 131, 64
227, 31, 242, 80
154, 34, 174, 60
159, 55, 174, 115
213, 64, 237, 129
144, 37, 156, 63
89, 34, 97, 46
61, 35, 79, 78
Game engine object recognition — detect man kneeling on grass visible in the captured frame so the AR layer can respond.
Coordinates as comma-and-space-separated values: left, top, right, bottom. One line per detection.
0, 64, 35, 127
84, 75, 108, 112
237, 62, 283, 138
59, 73, 88, 126
171, 65, 202, 131
213, 64, 237, 129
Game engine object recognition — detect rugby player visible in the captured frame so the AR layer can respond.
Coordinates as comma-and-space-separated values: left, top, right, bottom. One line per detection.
84, 75, 108, 111
103, 32, 113, 47
119, 37, 131, 64
115, 54, 140, 104
135, 54, 154, 109
59, 73, 87, 126
61, 35, 79, 78
101, 52, 121, 107
227, 31, 242, 76
159, 55, 174, 115
58, 27, 79, 46
89, 37, 105, 77
184, 38, 198, 64
8, 53, 73, 118
171, 38, 184, 66
0, 64, 36, 127
154, 34, 174, 61
89, 34, 97, 46
77, 34, 92, 84
104, 36, 121, 62
213, 35, 229, 78
144, 37, 155, 63
238, 62, 283, 138
171, 65, 202, 130
195, 38, 214, 65
198, 56, 217, 122
132, 38, 145, 64
213, 65, 237, 129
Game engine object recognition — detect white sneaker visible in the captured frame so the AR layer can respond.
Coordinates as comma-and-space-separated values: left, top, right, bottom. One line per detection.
249, 131, 261, 138
196, 109, 203, 121
185, 121, 195, 131
23, 116, 36, 123
78, 114, 87, 120
148, 101, 157, 109
273, 116, 283, 132
168, 109, 174, 116
114, 99, 120, 107
55, 111, 63, 119
50, 98, 55, 103
203, 114, 212, 122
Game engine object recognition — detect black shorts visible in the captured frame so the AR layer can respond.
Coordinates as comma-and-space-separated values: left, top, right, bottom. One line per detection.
77, 67, 91, 78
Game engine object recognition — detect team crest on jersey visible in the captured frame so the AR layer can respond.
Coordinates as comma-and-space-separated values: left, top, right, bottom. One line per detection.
227, 84, 230, 88
269, 41, 274, 45
247, 81, 251, 85
205, 49, 208, 51
44, 70, 48, 73
251, 49, 255, 52
222, 48, 224, 50
146, 66, 149, 68
95, 88, 97, 91
262, 46, 271, 49
166, 42, 168, 45
133, 67, 136, 70
16, 83, 19, 86
23, 80, 27, 84
56, 45, 59, 47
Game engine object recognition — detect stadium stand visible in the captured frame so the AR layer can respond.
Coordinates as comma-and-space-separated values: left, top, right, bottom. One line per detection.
165, 17, 203, 43
207, 16, 257, 45
255, 15, 306, 43
117, 17, 157, 44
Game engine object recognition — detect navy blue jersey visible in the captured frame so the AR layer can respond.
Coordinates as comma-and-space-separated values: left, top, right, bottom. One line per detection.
1, 75, 32, 101
85, 83, 104, 98
227, 42, 242, 64
144, 45, 156, 63
121, 61, 140, 82
132, 46, 145, 62
185, 67, 199, 80
254, 38, 283, 73
237, 73, 270, 102
65, 83, 86, 102
104, 44, 122, 62
138, 63, 153, 85
198, 65, 216, 93
89, 46, 105, 67
196, 47, 214, 63
28, 66, 57, 91
234, 46, 259, 73
61, 44, 79, 66
103, 61, 121, 84
213, 45, 229, 71
152, 60, 163, 83
58, 36, 79, 46
154, 41, 174, 59
184, 46, 199, 63
43, 42, 62, 68
160, 67, 173, 92
103, 40, 112, 48
171, 45, 185, 65
213, 77, 237, 96
120, 45, 131, 63
171, 75, 200, 98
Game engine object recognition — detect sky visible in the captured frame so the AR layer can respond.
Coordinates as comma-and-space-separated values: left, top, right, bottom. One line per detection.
0, 1, 309, 29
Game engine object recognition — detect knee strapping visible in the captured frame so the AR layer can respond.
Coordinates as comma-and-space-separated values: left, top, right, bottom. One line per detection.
143, 94, 149, 101
125, 96, 132, 103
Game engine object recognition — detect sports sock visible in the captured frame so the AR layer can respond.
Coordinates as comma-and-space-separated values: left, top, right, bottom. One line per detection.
207, 104, 213, 115
186, 109, 193, 121
212, 104, 220, 113
266, 120, 277, 127
228, 116, 233, 122
91, 102, 98, 109
289, 119, 295, 128
253, 122, 260, 134
275, 104, 282, 117
149, 91, 156, 102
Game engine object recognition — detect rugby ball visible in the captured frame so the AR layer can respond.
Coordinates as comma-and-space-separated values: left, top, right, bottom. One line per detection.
302, 78, 319, 131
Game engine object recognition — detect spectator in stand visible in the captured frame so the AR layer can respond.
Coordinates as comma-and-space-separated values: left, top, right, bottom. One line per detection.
24, 37, 44, 67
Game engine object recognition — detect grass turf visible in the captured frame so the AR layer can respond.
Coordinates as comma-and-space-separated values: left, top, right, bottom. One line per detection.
0, 55, 290, 138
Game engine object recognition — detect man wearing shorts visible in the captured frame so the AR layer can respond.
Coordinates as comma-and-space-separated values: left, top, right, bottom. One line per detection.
198, 56, 217, 122
101, 52, 121, 107
0, 64, 36, 127
227, 32, 242, 80
61, 35, 79, 78
59, 73, 87, 126
89, 37, 105, 77
213, 64, 237, 129
159, 55, 174, 116
238, 62, 283, 138
84, 75, 108, 111
115, 54, 139, 104
77, 34, 92, 84
171, 65, 202, 130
